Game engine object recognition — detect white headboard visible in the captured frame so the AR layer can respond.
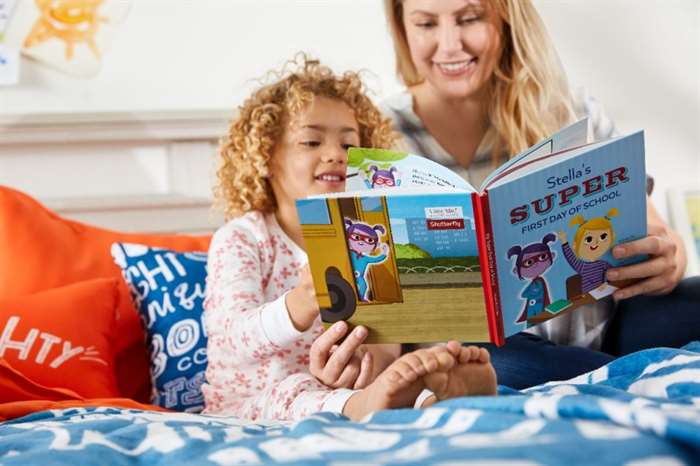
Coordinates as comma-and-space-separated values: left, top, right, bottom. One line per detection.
0, 110, 231, 234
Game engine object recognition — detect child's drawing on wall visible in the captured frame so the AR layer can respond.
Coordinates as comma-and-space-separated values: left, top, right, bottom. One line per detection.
13, 0, 129, 76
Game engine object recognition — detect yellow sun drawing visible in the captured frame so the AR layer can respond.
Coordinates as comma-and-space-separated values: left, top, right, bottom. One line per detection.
23, 0, 108, 61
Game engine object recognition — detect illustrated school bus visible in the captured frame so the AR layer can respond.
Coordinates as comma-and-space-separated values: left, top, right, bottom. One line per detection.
298, 195, 490, 344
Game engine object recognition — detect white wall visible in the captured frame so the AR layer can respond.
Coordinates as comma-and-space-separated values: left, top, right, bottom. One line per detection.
1, 0, 698, 217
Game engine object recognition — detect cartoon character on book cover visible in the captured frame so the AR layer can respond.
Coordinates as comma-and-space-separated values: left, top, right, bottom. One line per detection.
507, 233, 557, 323
558, 208, 619, 296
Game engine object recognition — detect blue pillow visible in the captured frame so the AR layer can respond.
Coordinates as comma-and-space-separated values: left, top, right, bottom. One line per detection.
111, 243, 208, 412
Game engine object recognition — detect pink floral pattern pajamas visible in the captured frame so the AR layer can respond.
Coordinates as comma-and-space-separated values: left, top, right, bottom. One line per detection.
201, 211, 355, 421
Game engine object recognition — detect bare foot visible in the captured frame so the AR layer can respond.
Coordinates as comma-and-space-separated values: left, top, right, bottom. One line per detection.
342, 346, 456, 421
422, 342, 497, 404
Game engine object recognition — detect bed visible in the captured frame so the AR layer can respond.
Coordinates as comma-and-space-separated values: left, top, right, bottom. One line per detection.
0, 344, 698, 464
1, 112, 699, 465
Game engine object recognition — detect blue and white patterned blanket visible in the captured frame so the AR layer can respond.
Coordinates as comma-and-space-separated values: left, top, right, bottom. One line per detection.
2, 344, 699, 465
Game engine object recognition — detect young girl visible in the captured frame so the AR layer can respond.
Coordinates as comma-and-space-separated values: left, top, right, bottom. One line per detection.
201, 56, 497, 422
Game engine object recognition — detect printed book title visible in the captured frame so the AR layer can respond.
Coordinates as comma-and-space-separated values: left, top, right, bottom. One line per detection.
509, 164, 629, 234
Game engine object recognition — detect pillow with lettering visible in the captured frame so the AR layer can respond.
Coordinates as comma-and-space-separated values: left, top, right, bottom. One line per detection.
111, 243, 208, 412
0, 278, 120, 398
0, 185, 211, 402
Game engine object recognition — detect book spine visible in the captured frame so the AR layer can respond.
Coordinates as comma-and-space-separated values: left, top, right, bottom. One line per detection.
472, 191, 505, 346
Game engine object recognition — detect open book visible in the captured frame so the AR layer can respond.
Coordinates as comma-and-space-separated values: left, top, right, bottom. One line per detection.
295, 120, 648, 345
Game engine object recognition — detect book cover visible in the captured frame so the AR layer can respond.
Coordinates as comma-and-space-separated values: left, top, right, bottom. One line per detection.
297, 191, 491, 344
484, 131, 648, 341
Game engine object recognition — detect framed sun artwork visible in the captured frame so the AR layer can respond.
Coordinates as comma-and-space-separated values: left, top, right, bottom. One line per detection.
3, 0, 129, 77
667, 187, 700, 277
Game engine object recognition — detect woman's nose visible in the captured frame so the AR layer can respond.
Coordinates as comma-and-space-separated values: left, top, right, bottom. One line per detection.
437, 23, 462, 55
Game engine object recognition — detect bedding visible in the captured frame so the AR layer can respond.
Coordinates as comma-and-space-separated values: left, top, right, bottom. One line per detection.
1, 343, 698, 465
0, 186, 211, 401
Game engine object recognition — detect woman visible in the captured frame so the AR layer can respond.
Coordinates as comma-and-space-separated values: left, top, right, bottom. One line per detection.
382, 0, 697, 388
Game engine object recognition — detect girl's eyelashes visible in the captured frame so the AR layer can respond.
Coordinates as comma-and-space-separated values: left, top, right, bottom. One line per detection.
341, 143, 356, 150
300, 141, 321, 147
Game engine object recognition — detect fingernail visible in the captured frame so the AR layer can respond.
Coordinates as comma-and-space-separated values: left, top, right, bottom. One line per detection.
613, 246, 625, 258
607, 270, 618, 280
354, 326, 367, 339
333, 322, 346, 333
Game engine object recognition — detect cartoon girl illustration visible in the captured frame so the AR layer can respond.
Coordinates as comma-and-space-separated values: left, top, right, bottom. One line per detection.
363, 165, 400, 189
344, 218, 390, 302
558, 208, 618, 294
508, 233, 557, 323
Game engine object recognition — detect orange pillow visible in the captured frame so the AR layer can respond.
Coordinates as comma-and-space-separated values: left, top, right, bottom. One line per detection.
0, 278, 121, 398
0, 357, 169, 422
0, 186, 211, 401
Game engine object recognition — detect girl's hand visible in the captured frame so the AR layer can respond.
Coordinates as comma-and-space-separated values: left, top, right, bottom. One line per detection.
309, 321, 374, 389
557, 230, 567, 244
607, 221, 685, 300
286, 264, 320, 331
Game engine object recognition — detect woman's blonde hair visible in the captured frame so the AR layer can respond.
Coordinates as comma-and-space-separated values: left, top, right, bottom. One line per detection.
384, 0, 577, 163
569, 208, 619, 255
215, 55, 396, 220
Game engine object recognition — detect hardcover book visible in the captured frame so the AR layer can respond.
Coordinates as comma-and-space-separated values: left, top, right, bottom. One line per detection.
295, 119, 648, 345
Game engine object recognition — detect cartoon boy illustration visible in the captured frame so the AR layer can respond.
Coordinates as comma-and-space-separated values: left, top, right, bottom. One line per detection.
558, 208, 618, 294
344, 218, 390, 301
507, 233, 557, 323
364, 165, 401, 189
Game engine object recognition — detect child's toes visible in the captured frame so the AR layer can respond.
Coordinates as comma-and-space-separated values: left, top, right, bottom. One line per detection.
395, 358, 422, 382
445, 340, 461, 357
401, 353, 429, 378
477, 347, 491, 364
430, 347, 456, 371
459, 345, 480, 364
414, 349, 439, 373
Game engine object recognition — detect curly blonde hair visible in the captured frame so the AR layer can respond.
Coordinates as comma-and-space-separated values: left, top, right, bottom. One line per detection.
215, 56, 397, 220
384, 0, 577, 163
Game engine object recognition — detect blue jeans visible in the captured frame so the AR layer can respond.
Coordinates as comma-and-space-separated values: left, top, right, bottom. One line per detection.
477, 277, 700, 390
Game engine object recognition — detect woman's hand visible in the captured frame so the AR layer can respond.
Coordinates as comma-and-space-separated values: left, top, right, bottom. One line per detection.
607, 201, 686, 300
285, 264, 320, 332
309, 321, 374, 389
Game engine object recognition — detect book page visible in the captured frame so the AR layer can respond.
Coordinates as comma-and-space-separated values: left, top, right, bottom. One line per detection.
487, 135, 631, 190
312, 185, 469, 200
485, 131, 647, 338
345, 148, 475, 193
480, 118, 590, 191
